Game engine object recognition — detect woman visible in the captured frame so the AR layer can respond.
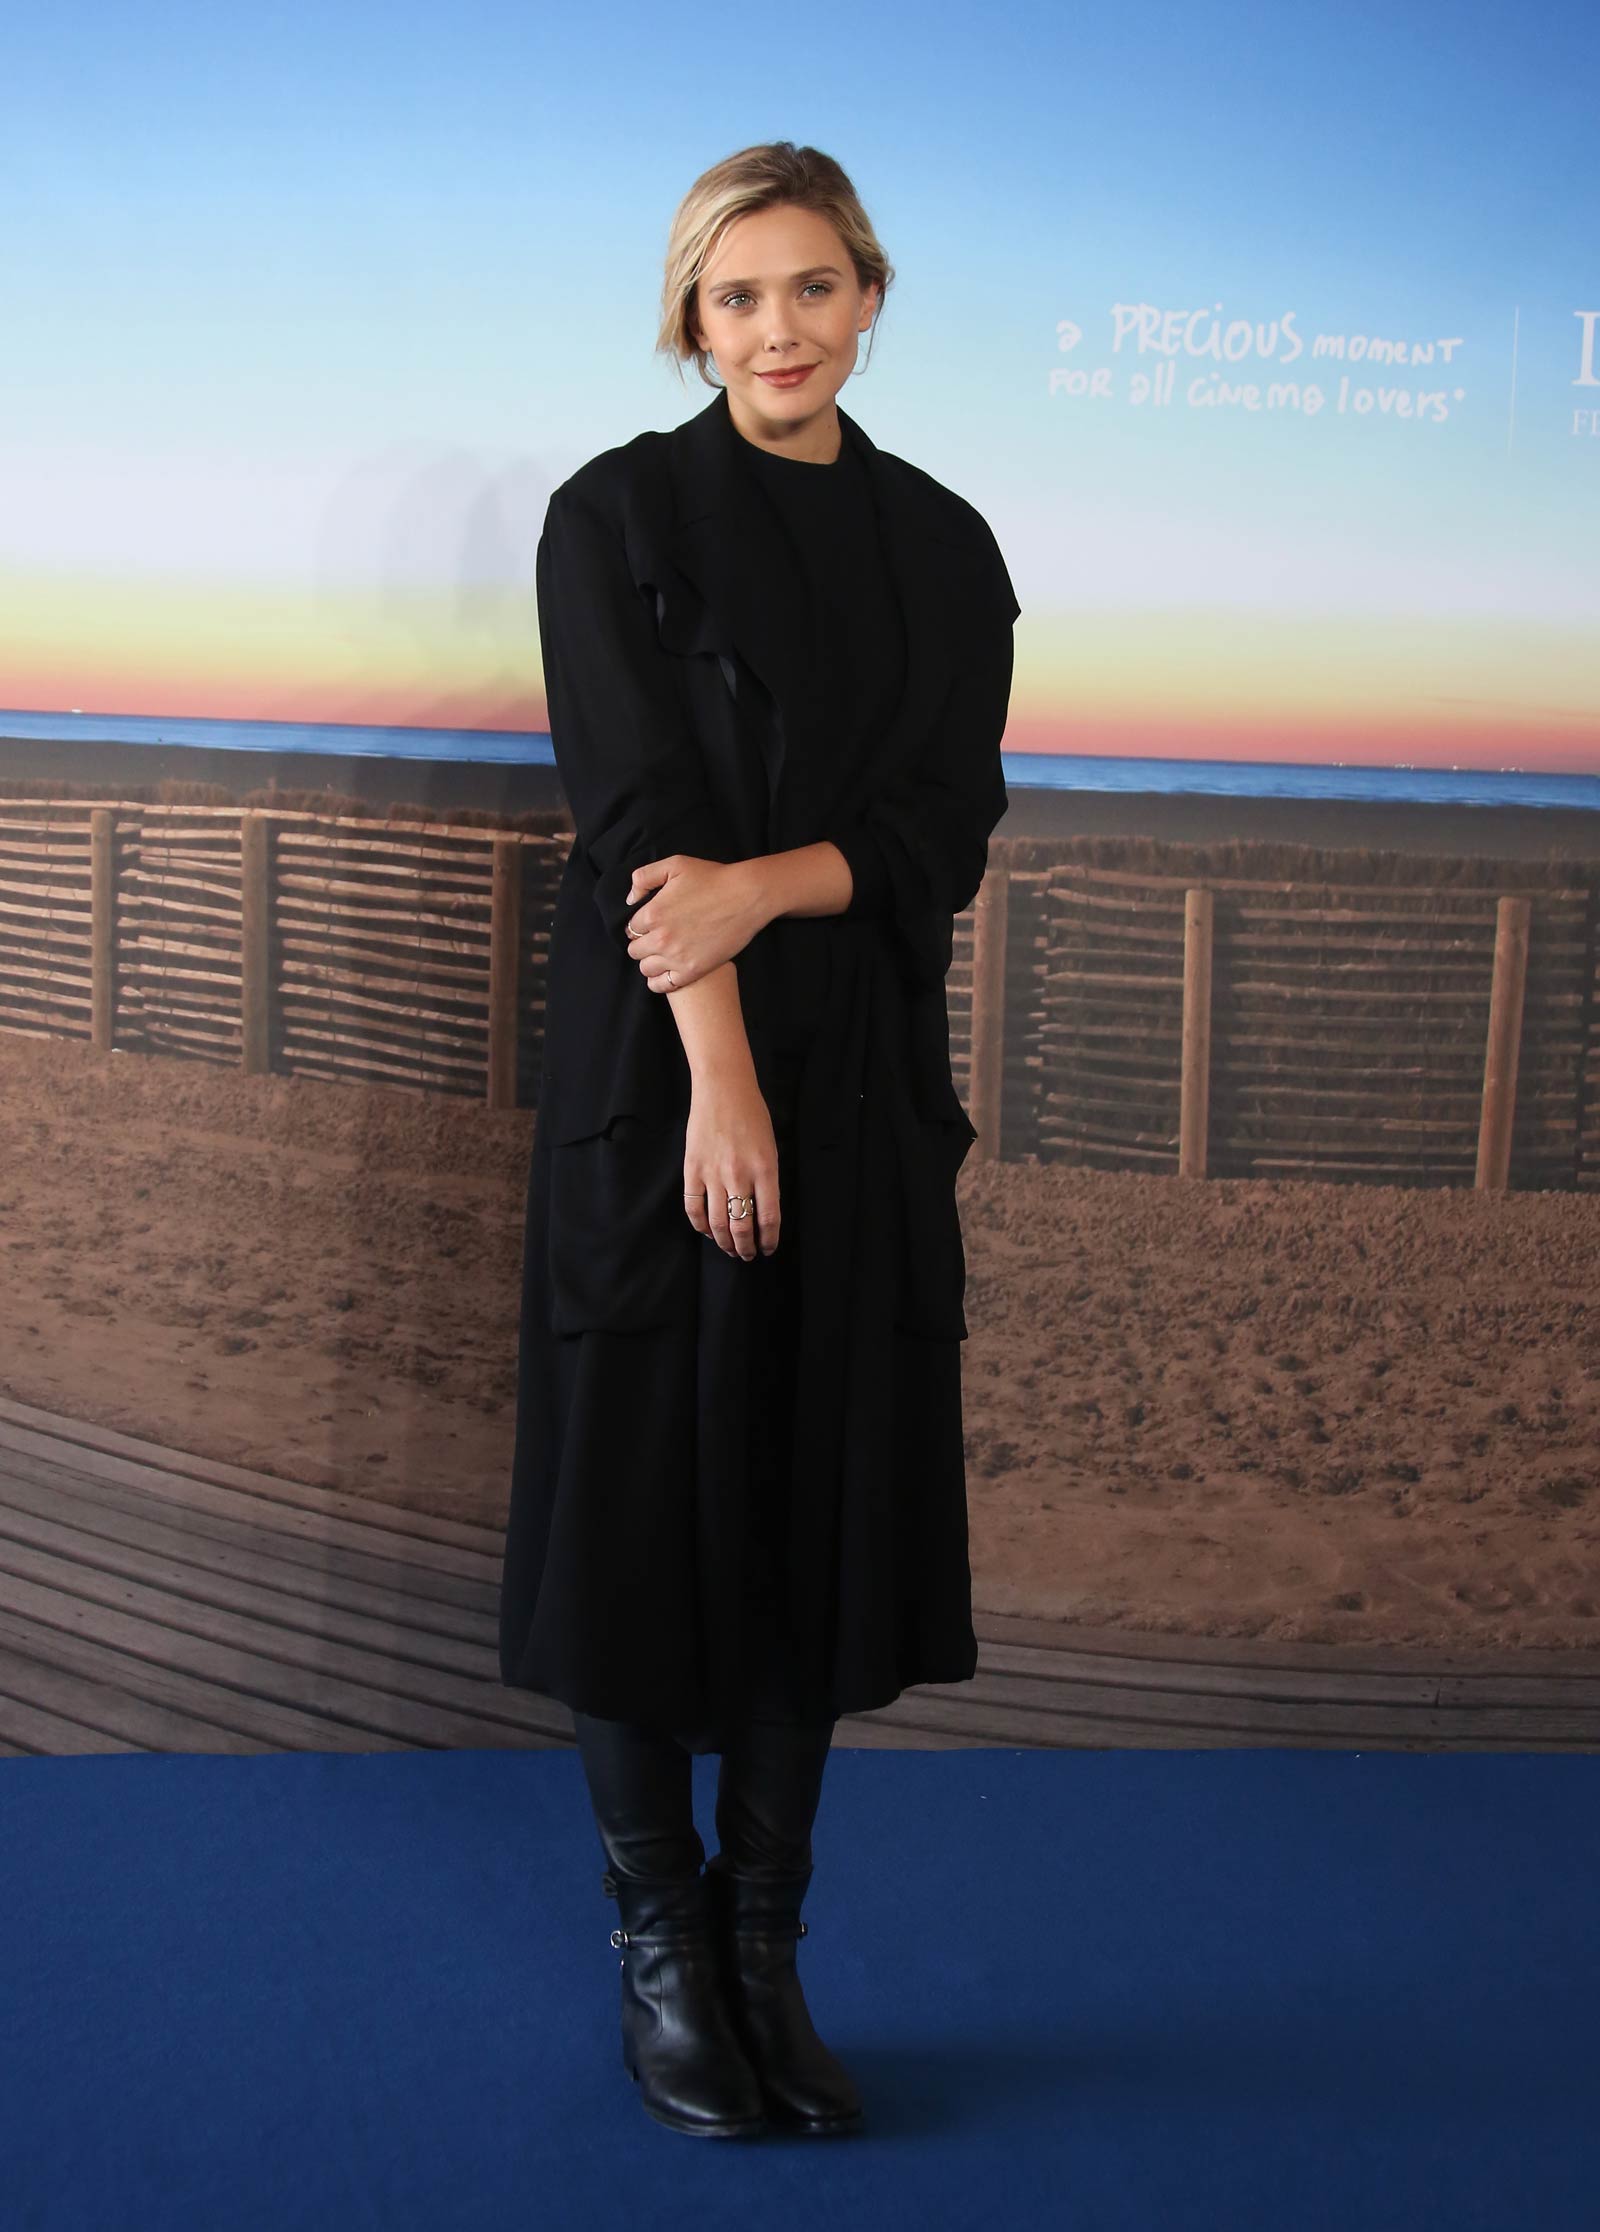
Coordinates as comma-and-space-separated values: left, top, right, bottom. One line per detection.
498, 142, 1019, 2141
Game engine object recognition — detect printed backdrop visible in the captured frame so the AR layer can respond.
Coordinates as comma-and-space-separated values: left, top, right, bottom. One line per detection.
1, 2, 1597, 1771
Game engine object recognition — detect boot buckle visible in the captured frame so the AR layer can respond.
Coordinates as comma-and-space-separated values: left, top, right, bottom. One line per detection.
610, 1928, 628, 1948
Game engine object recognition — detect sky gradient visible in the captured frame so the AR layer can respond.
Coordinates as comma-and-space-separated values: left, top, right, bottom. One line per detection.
2, 0, 1595, 771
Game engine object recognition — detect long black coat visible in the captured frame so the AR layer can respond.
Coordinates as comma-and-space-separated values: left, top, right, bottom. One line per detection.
498, 384, 1019, 1740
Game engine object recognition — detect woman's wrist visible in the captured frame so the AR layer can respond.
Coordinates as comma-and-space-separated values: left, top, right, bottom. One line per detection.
666, 960, 758, 1089
714, 856, 775, 939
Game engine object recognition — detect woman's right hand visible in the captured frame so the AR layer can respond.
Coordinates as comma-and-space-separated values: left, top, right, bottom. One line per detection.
684, 1077, 780, 1261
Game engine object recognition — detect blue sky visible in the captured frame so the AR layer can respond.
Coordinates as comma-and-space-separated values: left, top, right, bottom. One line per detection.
2, 0, 1595, 761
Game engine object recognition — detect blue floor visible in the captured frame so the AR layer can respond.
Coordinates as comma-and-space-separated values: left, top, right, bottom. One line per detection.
3, 1743, 1596, 2230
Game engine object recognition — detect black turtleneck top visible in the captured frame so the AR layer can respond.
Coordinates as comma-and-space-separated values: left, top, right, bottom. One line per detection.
735, 426, 907, 835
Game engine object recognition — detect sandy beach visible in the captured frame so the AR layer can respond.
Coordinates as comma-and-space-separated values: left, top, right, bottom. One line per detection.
5, 1028, 1596, 1654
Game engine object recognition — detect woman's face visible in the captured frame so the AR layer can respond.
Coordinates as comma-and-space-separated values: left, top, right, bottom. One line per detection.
690, 202, 880, 454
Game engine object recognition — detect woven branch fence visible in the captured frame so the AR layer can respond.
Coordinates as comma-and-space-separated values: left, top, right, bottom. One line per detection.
3, 792, 1597, 1191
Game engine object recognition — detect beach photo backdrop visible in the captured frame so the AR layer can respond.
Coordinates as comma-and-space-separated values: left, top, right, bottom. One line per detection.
2, 0, 1598, 1765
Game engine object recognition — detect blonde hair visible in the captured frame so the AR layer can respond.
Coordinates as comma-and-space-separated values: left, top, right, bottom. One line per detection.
657, 141, 894, 389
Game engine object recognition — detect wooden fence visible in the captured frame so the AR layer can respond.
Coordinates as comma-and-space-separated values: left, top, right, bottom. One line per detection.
0, 798, 561, 1111
983, 854, 1599, 1191
3, 795, 1597, 1190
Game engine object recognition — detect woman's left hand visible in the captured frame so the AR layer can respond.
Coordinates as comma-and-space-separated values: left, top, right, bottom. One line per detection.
623, 857, 769, 991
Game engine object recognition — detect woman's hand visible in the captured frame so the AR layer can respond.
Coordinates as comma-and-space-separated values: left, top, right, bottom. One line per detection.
624, 857, 769, 992
683, 1075, 780, 1261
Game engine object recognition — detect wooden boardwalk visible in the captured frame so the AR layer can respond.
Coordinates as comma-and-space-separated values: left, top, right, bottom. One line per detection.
1, 1395, 1596, 1757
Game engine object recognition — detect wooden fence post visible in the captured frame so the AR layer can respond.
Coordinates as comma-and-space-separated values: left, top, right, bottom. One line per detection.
240, 810, 271, 1075
1179, 886, 1214, 1179
487, 836, 522, 1110
89, 808, 115, 1053
968, 860, 1009, 1161
1475, 894, 1530, 1192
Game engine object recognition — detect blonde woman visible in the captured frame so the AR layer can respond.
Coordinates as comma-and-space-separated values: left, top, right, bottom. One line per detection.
499, 141, 1019, 2139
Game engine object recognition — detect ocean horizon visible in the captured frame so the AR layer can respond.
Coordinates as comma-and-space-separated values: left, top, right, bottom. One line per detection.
2, 708, 1597, 813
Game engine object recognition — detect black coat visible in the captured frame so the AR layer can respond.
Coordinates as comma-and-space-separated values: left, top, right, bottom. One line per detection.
499, 384, 1019, 1739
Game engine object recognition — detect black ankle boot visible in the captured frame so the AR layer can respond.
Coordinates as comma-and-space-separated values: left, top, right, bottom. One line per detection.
703, 1856, 865, 2136
604, 1866, 770, 2139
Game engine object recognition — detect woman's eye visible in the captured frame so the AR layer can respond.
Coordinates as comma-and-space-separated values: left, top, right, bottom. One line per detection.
718, 282, 832, 311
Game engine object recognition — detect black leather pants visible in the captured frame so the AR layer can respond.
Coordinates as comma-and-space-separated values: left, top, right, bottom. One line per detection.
570, 1709, 838, 1884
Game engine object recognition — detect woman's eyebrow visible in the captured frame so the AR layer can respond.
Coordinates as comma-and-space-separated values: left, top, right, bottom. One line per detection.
707, 263, 848, 290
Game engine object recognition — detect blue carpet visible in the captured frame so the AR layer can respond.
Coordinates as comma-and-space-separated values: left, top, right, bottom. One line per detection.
2, 1744, 1596, 2230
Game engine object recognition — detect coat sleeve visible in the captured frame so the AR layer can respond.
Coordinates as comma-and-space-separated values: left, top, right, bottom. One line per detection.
536, 475, 737, 955
821, 523, 1018, 989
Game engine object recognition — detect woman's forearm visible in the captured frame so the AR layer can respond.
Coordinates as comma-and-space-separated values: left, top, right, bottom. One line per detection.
665, 961, 759, 1089
661, 847, 855, 1090
739, 842, 854, 925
